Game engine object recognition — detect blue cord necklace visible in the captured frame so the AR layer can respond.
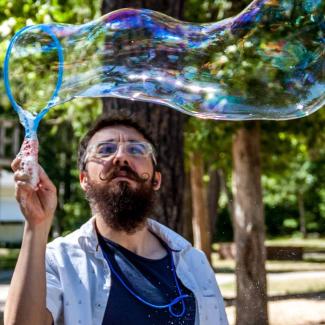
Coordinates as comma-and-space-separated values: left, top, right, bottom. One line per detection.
98, 234, 189, 317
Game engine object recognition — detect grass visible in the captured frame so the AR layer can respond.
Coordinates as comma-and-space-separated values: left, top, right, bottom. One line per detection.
212, 237, 325, 252
265, 237, 325, 252
212, 256, 325, 273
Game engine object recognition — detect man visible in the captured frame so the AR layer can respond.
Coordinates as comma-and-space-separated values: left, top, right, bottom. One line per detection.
5, 115, 228, 325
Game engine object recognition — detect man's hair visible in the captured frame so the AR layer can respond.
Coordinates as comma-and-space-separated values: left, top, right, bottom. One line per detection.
77, 115, 159, 171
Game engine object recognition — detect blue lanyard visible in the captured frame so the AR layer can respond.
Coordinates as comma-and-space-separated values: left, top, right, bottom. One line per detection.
99, 235, 189, 317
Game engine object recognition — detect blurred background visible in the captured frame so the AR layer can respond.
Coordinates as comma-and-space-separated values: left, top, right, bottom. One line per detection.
0, 1, 324, 324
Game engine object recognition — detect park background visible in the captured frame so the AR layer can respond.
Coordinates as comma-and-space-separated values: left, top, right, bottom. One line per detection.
0, 0, 324, 324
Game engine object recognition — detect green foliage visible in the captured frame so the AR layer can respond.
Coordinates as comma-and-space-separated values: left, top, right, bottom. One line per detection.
0, 1, 102, 234
261, 110, 325, 236
184, 117, 233, 169
0, 0, 324, 238
0, 0, 100, 111
183, 0, 325, 239
184, 0, 251, 22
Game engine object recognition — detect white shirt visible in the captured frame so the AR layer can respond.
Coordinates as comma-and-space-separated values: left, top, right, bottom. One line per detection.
46, 217, 229, 325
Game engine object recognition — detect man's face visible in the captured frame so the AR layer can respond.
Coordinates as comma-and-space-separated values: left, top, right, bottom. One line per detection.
79, 125, 161, 232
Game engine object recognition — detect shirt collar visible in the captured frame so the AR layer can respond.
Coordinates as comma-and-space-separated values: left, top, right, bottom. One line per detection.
147, 218, 191, 251
78, 217, 191, 253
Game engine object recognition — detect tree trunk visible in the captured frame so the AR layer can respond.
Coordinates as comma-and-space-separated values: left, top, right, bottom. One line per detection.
220, 168, 234, 224
232, 122, 268, 325
183, 170, 193, 243
101, 0, 185, 232
208, 167, 221, 240
190, 152, 211, 261
298, 191, 307, 238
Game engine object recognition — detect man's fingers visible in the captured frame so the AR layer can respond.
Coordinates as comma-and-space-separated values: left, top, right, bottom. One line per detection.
15, 180, 34, 201
13, 160, 56, 193
14, 170, 31, 182
38, 166, 56, 192
11, 157, 22, 172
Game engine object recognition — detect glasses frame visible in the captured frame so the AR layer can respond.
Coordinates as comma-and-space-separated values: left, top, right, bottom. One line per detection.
83, 140, 157, 169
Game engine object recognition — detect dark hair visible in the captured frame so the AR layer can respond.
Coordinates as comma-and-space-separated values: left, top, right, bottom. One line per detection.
77, 115, 158, 171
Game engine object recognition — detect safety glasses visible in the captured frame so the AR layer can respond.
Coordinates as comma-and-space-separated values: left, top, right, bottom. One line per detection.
85, 141, 157, 167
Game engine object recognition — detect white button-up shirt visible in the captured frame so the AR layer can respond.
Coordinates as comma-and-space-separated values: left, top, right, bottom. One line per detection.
46, 217, 228, 325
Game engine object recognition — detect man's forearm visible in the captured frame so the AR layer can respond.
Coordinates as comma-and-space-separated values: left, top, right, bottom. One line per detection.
4, 223, 53, 325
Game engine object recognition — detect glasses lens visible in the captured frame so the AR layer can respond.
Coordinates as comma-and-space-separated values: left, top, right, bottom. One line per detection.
96, 142, 118, 156
126, 142, 149, 156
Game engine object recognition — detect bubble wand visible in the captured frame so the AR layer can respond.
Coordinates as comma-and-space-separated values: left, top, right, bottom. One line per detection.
3, 24, 64, 188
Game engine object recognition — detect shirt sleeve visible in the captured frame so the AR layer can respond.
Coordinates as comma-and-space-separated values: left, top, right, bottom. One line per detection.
45, 249, 63, 324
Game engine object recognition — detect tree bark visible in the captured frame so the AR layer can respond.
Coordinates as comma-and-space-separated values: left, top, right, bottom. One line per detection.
232, 122, 268, 325
190, 152, 211, 261
208, 167, 221, 240
220, 168, 234, 224
101, 0, 186, 232
183, 170, 193, 243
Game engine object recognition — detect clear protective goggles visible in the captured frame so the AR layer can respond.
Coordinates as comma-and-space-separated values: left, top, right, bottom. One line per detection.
84, 140, 157, 167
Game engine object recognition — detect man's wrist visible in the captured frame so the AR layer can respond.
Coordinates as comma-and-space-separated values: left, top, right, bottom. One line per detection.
24, 221, 52, 244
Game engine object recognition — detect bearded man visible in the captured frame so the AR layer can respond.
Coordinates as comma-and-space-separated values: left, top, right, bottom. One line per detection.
5, 116, 228, 325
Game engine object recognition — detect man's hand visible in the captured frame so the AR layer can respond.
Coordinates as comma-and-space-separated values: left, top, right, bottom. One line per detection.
5, 158, 56, 325
11, 157, 57, 229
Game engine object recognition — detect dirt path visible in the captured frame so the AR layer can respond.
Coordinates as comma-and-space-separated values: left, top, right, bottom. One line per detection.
226, 299, 325, 325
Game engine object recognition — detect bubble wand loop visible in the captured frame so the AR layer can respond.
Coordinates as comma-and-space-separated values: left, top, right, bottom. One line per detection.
3, 24, 64, 188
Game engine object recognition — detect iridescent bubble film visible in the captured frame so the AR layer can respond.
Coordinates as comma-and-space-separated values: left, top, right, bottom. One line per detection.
4, 0, 325, 120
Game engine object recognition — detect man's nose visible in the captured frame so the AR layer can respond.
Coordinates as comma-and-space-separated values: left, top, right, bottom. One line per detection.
112, 144, 129, 165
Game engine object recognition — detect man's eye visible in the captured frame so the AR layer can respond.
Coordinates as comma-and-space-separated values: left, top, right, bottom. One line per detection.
97, 143, 117, 155
128, 143, 146, 155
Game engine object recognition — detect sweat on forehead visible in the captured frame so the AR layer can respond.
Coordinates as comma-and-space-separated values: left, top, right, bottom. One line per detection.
87, 125, 147, 146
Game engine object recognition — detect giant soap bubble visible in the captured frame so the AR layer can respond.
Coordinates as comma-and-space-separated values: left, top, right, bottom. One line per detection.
3, 0, 325, 186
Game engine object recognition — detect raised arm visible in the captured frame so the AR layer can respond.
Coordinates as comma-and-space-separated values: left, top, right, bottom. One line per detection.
4, 158, 57, 325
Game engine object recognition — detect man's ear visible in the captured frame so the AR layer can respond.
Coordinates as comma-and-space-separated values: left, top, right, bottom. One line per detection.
79, 170, 89, 191
152, 171, 162, 191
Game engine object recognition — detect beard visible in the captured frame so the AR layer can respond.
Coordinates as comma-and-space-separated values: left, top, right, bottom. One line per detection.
85, 166, 156, 234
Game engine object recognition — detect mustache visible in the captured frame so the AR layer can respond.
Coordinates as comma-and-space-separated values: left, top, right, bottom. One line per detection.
99, 165, 150, 183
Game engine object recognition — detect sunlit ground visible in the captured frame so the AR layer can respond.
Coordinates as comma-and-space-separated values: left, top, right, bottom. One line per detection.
226, 299, 325, 325
212, 237, 325, 325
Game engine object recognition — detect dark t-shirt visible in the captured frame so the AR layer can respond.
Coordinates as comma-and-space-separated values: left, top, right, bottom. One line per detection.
98, 232, 196, 325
